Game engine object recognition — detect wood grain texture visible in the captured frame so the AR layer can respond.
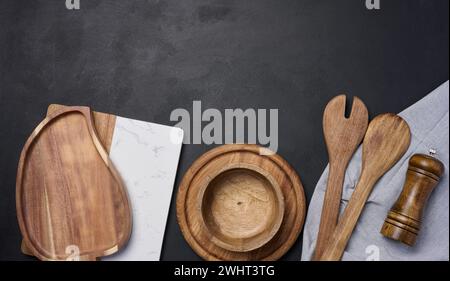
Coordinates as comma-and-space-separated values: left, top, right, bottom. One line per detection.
201, 165, 285, 252
380, 154, 444, 246
319, 113, 411, 261
16, 106, 131, 261
47, 104, 116, 153
176, 144, 306, 261
21, 104, 118, 258
313, 95, 368, 260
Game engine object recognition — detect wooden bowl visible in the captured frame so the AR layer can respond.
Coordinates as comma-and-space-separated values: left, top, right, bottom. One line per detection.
177, 144, 306, 261
199, 164, 285, 252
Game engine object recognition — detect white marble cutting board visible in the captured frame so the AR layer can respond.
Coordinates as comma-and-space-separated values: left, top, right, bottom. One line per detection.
103, 116, 183, 261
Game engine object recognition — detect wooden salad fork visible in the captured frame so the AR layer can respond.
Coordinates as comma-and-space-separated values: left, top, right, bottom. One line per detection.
313, 95, 368, 260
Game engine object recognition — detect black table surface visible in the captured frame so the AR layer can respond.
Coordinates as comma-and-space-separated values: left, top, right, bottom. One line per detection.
0, 0, 448, 261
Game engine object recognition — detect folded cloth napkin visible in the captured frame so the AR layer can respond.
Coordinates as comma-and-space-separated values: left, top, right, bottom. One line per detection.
301, 81, 449, 261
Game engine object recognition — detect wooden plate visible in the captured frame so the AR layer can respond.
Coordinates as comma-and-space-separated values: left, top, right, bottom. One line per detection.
176, 144, 306, 261
16, 106, 132, 261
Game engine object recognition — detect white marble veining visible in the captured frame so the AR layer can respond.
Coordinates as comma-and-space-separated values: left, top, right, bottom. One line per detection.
103, 116, 183, 261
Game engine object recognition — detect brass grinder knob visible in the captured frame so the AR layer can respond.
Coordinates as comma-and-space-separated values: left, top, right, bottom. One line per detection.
380, 153, 445, 246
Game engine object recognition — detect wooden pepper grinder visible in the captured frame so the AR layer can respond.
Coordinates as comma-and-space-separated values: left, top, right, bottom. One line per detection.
380, 150, 445, 246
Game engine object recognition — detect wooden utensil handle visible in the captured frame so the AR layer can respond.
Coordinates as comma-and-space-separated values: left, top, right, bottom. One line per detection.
319, 176, 375, 261
313, 163, 347, 260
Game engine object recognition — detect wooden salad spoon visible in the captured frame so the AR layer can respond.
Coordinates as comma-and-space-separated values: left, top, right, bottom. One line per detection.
319, 113, 411, 261
313, 95, 368, 260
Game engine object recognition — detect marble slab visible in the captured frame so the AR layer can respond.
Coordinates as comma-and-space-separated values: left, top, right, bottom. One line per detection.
103, 116, 183, 261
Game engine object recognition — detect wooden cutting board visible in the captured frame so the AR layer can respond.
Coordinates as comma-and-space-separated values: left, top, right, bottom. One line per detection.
177, 144, 306, 261
17, 106, 132, 261
21, 104, 184, 261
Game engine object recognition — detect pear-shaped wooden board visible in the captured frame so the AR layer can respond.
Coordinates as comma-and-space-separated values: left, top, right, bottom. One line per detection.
16, 106, 131, 261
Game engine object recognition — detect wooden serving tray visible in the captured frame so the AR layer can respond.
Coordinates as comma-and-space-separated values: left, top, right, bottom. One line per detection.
17, 105, 131, 261
176, 144, 306, 261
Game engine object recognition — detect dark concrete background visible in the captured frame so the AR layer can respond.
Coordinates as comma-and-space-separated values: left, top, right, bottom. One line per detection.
0, 0, 448, 261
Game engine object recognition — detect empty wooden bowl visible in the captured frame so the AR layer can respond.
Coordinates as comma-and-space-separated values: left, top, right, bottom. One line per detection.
177, 144, 306, 261
200, 164, 285, 252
